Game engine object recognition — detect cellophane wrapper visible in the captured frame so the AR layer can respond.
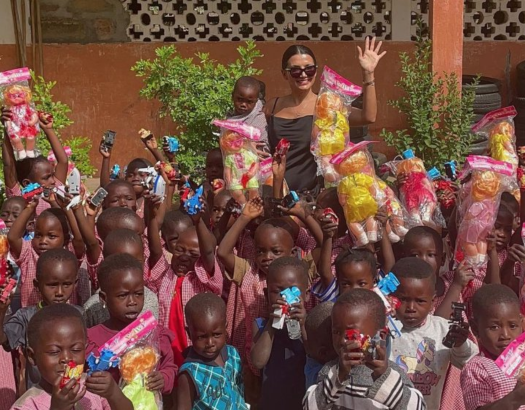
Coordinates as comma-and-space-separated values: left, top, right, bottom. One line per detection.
213, 119, 261, 197
495, 330, 525, 382
311, 66, 362, 183
330, 142, 387, 246
100, 311, 162, 410
389, 154, 441, 230
454, 155, 514, 269
0, 68, 40, 142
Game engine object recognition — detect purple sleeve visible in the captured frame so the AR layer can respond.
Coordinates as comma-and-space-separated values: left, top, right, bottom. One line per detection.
157, 326, 177, 394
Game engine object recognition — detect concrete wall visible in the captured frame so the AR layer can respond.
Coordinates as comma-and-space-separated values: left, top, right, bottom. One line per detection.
0, 41, 524, 174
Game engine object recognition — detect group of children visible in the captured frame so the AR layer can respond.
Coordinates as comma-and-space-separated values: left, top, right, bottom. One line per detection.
0, 74, 525, 410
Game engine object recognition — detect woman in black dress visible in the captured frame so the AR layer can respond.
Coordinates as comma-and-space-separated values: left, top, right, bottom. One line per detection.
265, 37, 386, 193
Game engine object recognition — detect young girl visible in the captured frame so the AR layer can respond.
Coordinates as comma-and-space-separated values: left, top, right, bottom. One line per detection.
1, 109, 69, 217
7, 198, 84, 307
86, 253, 177, 395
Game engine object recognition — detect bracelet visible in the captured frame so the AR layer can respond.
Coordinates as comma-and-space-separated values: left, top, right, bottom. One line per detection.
363, 80, 375, 87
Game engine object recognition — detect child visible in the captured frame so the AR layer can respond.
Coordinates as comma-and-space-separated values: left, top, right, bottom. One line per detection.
82, 229, 159, 327
251, 257, 308, 410
160, 209, 193, 250
102, 179, 137, 212
390, 257, 478, 409
13, 303, 132, 409
87, 254, 177, 394
313, 247, 377, 303
304, 288, 426, 409
228, 76, 268, 153
146, 199, 222, 368
0, 249, 80, 391
461, 284, 525, 409
1, 110, 68, 217
0, 197, 26, 231
8, 200, 84, 307
304, 302, 337, 389
177, 293, 248, 410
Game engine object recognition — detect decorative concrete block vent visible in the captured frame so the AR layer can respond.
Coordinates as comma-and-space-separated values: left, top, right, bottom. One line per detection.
121, 0, 393, 42
412, 0, 525, 41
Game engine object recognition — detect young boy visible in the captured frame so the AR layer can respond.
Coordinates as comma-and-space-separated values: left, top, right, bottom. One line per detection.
0, 249, 80, 392
82, 229, 159, 327
461, 284, 525, 410
177, 293, 248, 410
228, 76, 268, 153
304, 288, 426, 409
390, 257, 478, 409
12, 304, 132, 410
304, 302, 337, 389
251, 257, 308, 410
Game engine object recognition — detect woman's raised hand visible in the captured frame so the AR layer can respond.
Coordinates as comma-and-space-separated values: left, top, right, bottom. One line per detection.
357, 36, 387, 74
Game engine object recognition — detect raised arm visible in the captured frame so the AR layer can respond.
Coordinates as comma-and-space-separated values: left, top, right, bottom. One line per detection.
217, 197, 263, 274
192, 203, 217, 274
7, 199, 37, 259
39, 114, 68, 183
145, 193, 164, 269
99, 139, 112, 188
72, 204, 101, 265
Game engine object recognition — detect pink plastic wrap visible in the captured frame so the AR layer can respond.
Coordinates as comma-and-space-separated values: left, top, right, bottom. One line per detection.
330, 141, 386, 246
213, 119, 261, 205
455, 156, 514, 268
495, 330, 525, 382
311, 66, 362, 183
0, 68, 39, 160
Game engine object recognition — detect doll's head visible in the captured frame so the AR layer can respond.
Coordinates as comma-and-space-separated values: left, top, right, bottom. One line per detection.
471, 170, 500, 201
219, 130, 245, 154
398, 157, 426, 174
316, 92, 344, 119
490, 121, 514, 138
335, 150, 370, 175
3, 84, 32, 106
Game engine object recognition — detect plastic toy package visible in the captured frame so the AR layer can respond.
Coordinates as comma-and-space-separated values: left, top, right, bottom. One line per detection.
330, 141, 386, 247
95, 311, 161, 410
272, 286, 302, 340
495, 330, 525, 383
391, 149, 440, 230
472, 106, 519, 171
311, 66, 362, 183
213, 119, 261, 205
376, 179, 408, 243
454, 155, 514, 268
0, 68, 40, 161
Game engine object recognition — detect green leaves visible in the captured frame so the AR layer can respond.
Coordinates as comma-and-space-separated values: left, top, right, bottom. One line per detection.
381, 35, 477, 171
132, 40, 263, 173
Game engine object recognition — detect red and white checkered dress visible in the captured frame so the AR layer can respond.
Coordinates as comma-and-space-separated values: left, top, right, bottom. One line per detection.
145, 255, 223, 330
461, 354, 525, 410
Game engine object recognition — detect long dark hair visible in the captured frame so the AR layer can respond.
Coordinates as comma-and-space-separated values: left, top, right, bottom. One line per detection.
281, 45, 317, 70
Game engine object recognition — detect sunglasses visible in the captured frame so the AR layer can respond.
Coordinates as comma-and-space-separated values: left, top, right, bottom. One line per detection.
285, 65, 317, 79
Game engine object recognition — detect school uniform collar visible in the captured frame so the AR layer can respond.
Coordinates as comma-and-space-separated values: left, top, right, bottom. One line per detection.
184, 346, 229, 367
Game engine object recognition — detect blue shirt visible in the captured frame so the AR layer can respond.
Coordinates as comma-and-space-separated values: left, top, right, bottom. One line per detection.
305, 356, 324, 389
179, 345, 248, 410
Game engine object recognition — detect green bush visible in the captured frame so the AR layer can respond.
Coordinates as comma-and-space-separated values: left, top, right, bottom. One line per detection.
132, 40, 263, 174
381, 36, 477, 171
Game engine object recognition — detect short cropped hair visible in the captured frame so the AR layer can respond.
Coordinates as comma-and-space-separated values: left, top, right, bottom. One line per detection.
185, 293, 226, 324
335, 288, 386, 330
96, 207, 143, 241
403, 226, 443, 255
27, 304, 85, 349
335, 248, 377, 278
38, 208, 70, 244
391, 257, 436, 287
97, 253, 143, 291
268, 256, 309, 288
234, 76, 261, 93
36, 249, 78, 281
103, 229, 143, 258
472, 284, 520, 319
305, 302, 333, 348
161, 209, 192, 234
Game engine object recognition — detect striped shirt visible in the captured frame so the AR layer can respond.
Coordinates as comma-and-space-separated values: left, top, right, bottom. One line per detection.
303, 360, 426, 410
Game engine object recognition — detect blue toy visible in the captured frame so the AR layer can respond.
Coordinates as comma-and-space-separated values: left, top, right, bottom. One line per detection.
184, 186, 204, 215
427, 167, 441, 181
110, 164, 120, 180
281, 286, 301, 305
87, 348, 120, 375
164, 136, 180, 153
22, 183, 43, 200
402, 149, 415, 159
377, 272, 400, 296
444, 161, 458, 181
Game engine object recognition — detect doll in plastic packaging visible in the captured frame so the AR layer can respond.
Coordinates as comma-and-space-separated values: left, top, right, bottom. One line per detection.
0, 68, 40, 161
214, 119, 260, 205
311, 66, 362, 183
120, 346, 159, 410
396, 149, 438, 229
456, 169, 501, 267
473, 106, 519, 170
331, 142, 384, 247
377, 179, 408, 243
